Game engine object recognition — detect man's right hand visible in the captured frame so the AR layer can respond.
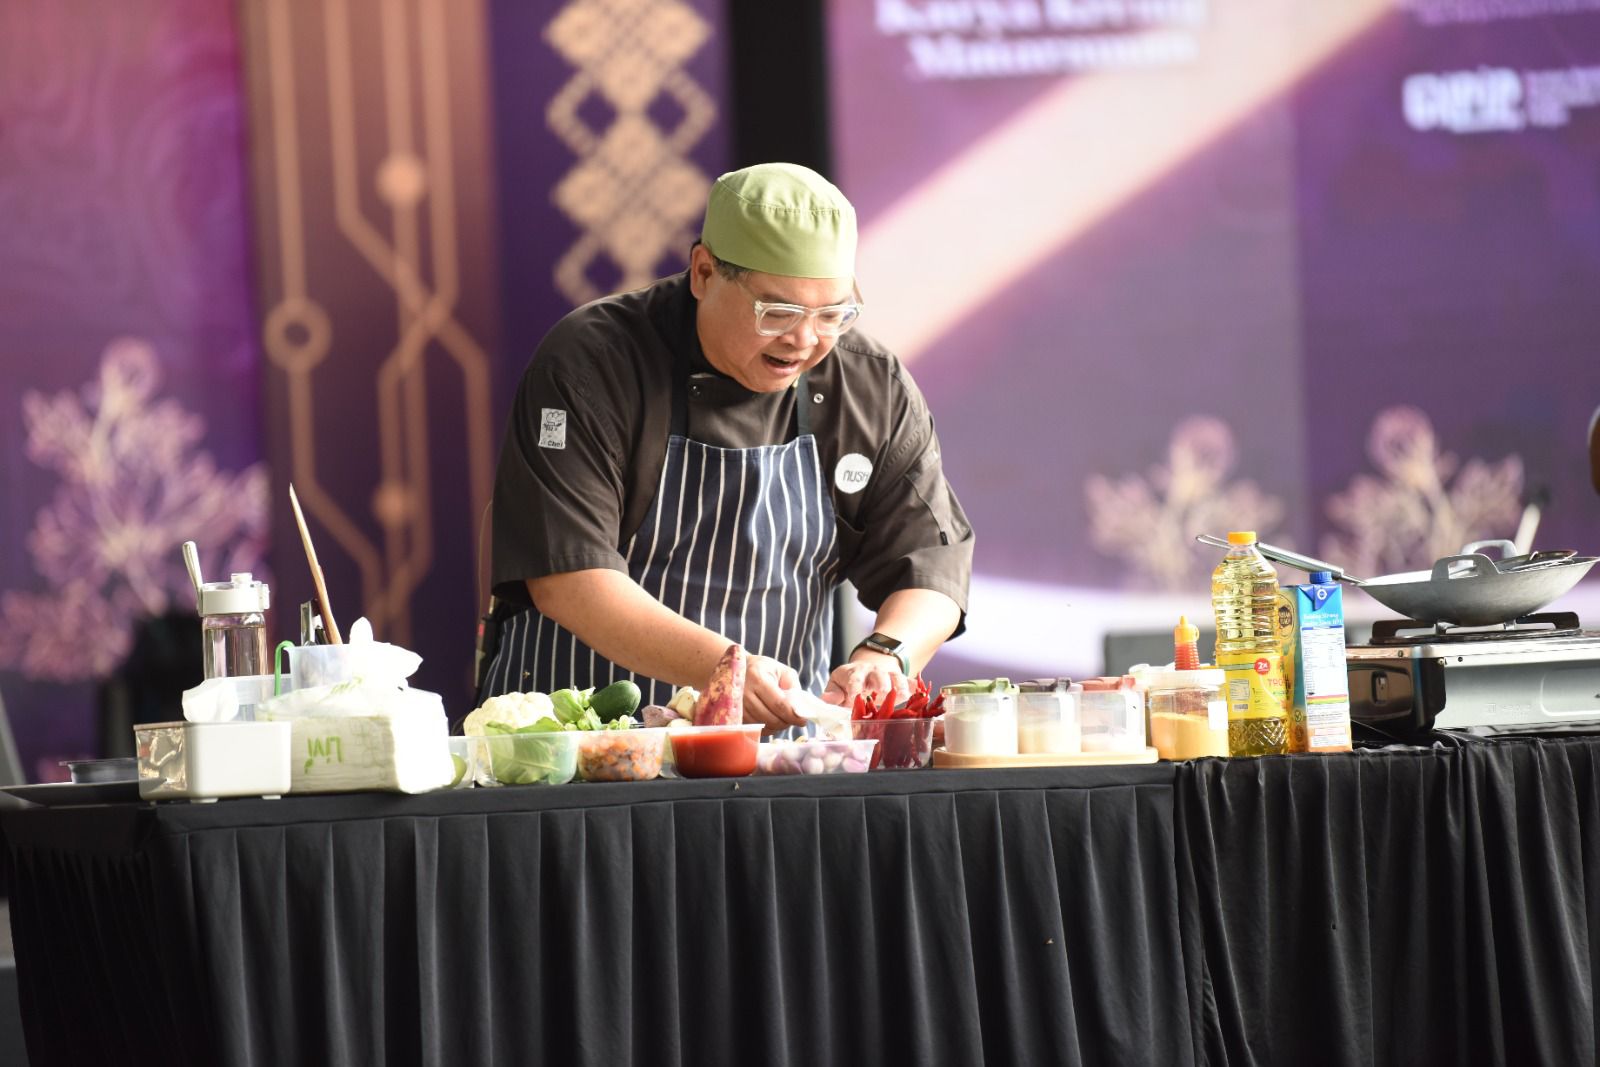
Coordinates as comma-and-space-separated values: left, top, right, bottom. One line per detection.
743, 655, 805, 733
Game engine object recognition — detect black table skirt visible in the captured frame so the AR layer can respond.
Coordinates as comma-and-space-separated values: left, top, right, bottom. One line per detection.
7, 740, 1600, 1065
1175, 738, 1600, 1067
2, 766, 1186, 1066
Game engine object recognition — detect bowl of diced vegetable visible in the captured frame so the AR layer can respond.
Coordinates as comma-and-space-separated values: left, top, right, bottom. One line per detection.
576, 727, 669, 782
757, 737, 877, 775
475, 730, 580, 787
849, 717, 940, 770
668, 723, 762, 778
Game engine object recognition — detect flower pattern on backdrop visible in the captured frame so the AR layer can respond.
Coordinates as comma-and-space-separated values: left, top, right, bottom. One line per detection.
0, 339, 269, 681
1085, 415, 1286, 590
1322, 406, 1523, 577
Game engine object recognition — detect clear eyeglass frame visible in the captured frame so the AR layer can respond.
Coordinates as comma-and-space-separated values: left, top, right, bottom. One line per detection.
736, 276, 864, 338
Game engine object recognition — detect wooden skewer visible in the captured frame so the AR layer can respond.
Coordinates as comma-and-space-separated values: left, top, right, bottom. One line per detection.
288, 483, 343, 645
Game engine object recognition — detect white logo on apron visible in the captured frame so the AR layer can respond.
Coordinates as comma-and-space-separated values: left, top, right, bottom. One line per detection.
539, 408, 567, 449
834, 452, 873, 494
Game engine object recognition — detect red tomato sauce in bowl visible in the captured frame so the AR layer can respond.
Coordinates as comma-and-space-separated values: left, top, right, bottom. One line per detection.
670, 724, 762, 778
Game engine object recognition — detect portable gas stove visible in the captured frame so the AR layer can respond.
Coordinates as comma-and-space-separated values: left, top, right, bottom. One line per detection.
1346, 612, 1600, 735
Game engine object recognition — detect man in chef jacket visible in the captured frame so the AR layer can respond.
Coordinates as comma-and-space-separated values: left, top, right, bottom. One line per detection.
479, 163, 973, 730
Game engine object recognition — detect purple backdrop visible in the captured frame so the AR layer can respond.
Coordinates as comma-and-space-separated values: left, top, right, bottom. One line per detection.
0, 1, 267, 779
828, 1, 1600, 684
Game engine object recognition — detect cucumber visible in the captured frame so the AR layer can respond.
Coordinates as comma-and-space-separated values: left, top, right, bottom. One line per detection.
591, 680, 642, 721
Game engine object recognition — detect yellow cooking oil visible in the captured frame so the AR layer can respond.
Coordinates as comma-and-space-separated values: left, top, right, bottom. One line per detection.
1211, 531, 1290, 757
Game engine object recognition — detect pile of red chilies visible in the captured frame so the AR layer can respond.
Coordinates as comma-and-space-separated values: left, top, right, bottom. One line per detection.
851, 675, 944, 720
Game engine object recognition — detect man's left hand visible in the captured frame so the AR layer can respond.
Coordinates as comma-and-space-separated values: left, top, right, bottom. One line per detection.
821, 658, 910, 710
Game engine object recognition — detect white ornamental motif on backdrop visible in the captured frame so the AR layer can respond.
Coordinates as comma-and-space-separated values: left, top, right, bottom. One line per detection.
1084, 415, 1285, 590
0, 339, 270, 681
1322, 405, 1523, 577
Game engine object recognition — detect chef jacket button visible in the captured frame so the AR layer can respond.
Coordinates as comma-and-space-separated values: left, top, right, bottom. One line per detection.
690, 385, 701, 397
813, 393, 824, 404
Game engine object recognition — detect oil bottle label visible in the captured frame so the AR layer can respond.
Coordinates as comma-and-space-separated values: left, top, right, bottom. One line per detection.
1217, 649, 1287, 721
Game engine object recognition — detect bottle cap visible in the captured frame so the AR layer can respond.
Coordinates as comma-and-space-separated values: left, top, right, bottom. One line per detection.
1310, 571, 1334, 584
1174, 615, 1199, 643
1226, 531, 1257, 546
197, 572, 271, 617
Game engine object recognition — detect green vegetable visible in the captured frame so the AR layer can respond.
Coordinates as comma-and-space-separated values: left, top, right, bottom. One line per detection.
591, 680, 642, 720
482, 722, 575, 785
550, 688, 590, 725
449, 753, 468, 787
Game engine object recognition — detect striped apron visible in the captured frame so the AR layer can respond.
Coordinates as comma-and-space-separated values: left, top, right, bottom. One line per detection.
480, 361, 840, 712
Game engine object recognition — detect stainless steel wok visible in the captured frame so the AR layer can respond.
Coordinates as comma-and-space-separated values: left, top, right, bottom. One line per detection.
1196, 536, 1598, 627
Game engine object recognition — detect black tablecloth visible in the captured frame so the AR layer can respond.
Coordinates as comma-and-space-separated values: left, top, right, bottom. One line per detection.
7, 740, 1600, 1065
1, 766, 1185, 1066
1174, 738, 1600, 1066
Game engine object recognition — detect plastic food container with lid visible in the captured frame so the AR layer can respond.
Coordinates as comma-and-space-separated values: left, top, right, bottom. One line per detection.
940, 679, 1019, 756
1079, 676, 1146, 753
668, 724, 762, 778
1016, 678, 1083, 754
474, 730, 580, 786
576, 727, 667, 782
756, 737, 877, 775
1144, 667, 1228, 760
850, 717, 938, 769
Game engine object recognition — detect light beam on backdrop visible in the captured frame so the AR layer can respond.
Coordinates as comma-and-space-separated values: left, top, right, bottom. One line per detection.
857, 0, 1393, 364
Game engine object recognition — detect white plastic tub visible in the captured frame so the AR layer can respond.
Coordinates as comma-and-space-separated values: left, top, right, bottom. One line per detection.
134, 720, 292, 801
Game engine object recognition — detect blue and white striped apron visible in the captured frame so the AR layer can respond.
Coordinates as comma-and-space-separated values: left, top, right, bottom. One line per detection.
480, 361, 840, 711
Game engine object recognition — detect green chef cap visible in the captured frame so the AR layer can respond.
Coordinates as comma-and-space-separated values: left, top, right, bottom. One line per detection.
701, 163, 857, 279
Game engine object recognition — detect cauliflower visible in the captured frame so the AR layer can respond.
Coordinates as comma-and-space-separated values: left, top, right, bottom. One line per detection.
463, 690, 556, 736
667, 686, 699, 717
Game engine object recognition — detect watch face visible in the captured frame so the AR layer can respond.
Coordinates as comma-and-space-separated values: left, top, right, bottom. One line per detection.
866, 632, 902, 654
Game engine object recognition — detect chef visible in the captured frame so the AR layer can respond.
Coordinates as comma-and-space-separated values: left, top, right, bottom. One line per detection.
478, 162, 972, 730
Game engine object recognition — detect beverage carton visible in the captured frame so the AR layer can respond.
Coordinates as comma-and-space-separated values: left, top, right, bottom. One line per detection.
1274, 575, 1353, 753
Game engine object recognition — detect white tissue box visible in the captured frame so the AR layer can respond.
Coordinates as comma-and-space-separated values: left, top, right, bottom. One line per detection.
284, 714, 454, 794
135, 721, 292, 800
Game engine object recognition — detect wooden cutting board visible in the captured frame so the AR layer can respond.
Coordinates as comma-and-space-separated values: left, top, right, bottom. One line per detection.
932, 746, 1160, 768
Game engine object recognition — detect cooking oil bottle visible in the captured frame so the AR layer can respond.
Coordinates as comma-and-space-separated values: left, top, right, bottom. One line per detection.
1211, 531, 1289, 756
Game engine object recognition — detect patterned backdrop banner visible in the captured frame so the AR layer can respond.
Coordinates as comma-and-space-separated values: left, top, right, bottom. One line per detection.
0, 0, 267, 779
239, 0, 504, 708
488, 0, 730, 402
241, 0, 729, 714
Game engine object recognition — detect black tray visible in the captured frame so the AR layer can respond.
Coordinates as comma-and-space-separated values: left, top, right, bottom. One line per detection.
0, 781, 144, 807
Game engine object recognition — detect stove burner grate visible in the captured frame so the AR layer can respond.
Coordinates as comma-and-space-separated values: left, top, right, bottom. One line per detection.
1369, 612, 1584, 646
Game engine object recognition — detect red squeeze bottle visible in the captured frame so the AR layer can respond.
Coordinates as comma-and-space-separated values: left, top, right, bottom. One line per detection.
1174, 615, 1200, 671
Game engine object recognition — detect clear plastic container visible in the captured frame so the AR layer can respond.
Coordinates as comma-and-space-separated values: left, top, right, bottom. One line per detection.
668, 724, 762, 778
756, 738, 877, 775
475, 730, 579, 786
940, 679, 1019, 755
576, 727, 667, 782
1079, 676, 1146, 753
850, 717, 939, 770
1143, 668, 1228, 760
1016, 678, 1082, 754
446, 736, 475, 788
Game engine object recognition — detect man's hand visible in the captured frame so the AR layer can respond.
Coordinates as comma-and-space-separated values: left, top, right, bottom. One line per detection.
822, 657, 910, 711
744, 655, 805, 733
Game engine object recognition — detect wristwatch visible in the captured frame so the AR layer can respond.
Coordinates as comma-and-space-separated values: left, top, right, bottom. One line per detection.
852, 632, 910, 677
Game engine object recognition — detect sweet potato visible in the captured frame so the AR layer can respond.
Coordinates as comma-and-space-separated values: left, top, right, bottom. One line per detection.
694, 644, 747, 726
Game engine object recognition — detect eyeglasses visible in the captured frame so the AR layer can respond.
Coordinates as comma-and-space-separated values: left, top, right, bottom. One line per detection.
735, 276, 863, 338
